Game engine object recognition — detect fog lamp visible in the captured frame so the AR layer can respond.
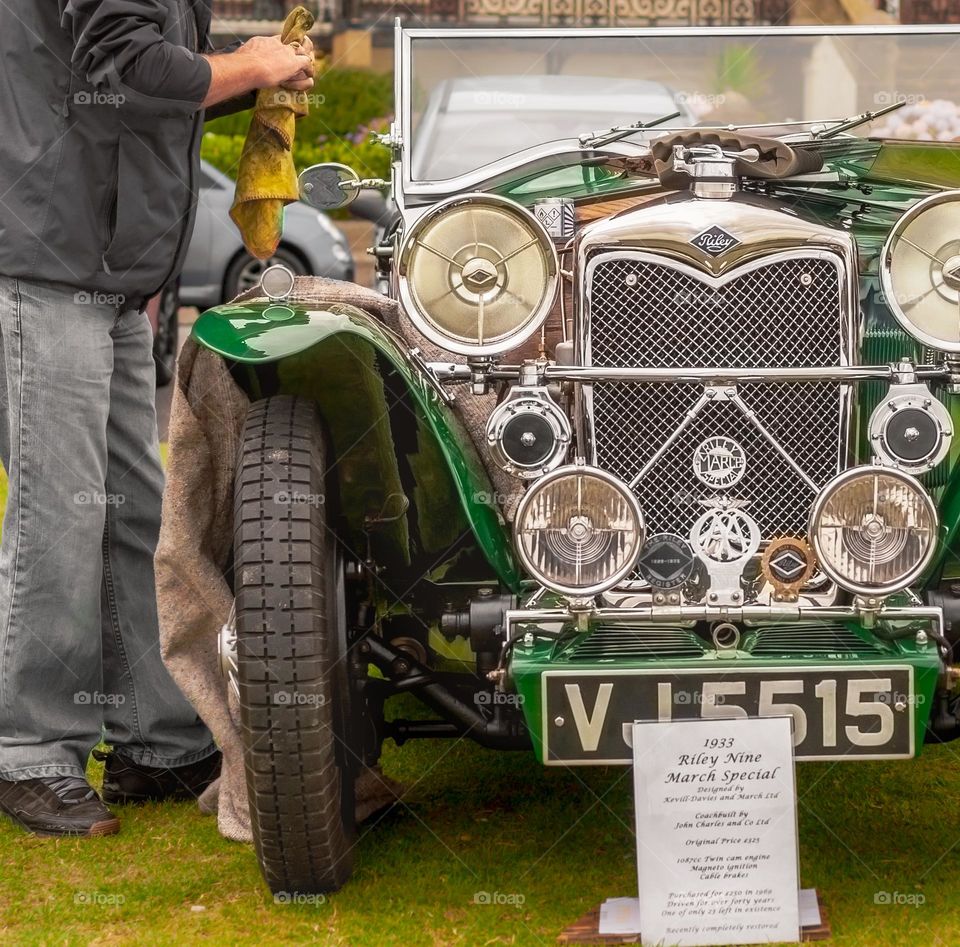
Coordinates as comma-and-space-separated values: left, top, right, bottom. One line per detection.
514, 465, 645, 596
809, 467, 938, 596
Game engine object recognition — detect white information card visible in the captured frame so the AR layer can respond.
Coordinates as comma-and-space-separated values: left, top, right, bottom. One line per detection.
632, 715, 800, 946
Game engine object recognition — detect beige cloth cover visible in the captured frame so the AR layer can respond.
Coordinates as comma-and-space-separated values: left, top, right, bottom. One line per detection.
156, 277, 511, 841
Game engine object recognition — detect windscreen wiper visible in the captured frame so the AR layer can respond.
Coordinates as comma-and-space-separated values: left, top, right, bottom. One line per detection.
578, 110, 683, 149
810, 99, 907, 140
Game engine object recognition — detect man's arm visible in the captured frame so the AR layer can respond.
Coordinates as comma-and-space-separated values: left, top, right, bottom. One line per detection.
59, 1, 312, 115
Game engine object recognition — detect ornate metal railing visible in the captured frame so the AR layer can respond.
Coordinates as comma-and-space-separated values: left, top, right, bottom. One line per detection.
342, 0, 791, 26
213, 0, 335, 20
899, 0, 960, 22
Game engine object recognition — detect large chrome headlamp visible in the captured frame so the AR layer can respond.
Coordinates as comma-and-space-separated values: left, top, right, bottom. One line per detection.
881, 190, 960, 351
398, 194, 559, 357
514, 465, 645, 597
809, 466, 938, 597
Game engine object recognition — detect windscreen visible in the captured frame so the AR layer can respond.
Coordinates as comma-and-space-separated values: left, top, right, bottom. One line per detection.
406, 31, 960, 182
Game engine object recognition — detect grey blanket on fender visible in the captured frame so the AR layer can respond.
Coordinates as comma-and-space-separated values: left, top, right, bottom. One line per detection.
155, 277, 512, 842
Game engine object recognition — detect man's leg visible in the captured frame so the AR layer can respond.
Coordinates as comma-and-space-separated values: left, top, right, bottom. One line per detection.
99, 306, 216, 771
0, 309, 9, 469
0, 277, 115, 779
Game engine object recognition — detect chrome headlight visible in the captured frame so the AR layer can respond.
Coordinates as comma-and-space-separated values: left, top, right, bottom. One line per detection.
809, 466, 938, 597
514, 466, 645, 597
881, 190, 960, 352
398, 194, 558, 357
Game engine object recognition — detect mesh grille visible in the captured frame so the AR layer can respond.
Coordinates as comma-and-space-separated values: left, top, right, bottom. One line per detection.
587, 254, 847, 540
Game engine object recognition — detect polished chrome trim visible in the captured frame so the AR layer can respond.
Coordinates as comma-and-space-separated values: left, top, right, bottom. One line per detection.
808, 466, 939, 598
554, 366, 917, 384
401, 26, 960, 38
881, 189, 960, 354
396, 192, 559, 357
505, 604, 945, 639
513, 464, 645, 597
403, 140, 652, 204
424, 361, 951, 384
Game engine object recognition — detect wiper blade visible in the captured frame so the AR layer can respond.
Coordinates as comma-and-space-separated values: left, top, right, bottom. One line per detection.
578, 111, 683, 149
812, 99, 907, 140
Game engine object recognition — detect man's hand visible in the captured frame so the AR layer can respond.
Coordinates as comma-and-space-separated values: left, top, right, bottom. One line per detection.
202, 34, 314, 109
241, 34, 313, 89
280, 36, 315, 92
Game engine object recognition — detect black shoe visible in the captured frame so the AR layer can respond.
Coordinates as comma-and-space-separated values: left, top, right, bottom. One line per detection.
0, 775, 120, 837
93, 748, 221, 804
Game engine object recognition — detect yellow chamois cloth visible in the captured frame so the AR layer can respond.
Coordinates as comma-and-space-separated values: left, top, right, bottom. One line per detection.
229, 5, 314, 259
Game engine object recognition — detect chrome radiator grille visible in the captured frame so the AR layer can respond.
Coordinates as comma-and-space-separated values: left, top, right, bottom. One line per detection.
585, 252, 848, 540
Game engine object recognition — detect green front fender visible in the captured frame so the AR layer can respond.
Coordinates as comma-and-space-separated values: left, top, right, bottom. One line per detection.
192, 299, 522, 591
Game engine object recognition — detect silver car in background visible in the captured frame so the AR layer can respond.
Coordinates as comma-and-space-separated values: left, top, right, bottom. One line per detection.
179, 160, 354, 309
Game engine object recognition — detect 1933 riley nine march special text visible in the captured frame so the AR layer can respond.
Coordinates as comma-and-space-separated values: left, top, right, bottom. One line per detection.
195, 25, 960, 894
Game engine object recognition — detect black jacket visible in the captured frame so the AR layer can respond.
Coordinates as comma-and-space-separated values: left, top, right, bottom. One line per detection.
0, 0, 218, 306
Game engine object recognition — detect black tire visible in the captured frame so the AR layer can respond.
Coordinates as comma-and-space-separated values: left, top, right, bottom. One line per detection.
234, 395, 356, 895
152, 282, 179, 387
223, 246, 309, 302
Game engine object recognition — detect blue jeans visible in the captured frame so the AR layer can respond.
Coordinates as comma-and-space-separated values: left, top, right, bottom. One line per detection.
0, 276, 215, 780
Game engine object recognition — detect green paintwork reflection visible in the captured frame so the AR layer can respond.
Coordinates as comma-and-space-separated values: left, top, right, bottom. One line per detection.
495, 162, 646, 205
192, 301, 521, 590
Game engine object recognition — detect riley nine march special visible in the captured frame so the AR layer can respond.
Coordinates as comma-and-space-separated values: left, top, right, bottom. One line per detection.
197, 25, 960, 894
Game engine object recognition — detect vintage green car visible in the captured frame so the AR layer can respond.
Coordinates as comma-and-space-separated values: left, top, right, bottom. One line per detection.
198, 24, 960, 894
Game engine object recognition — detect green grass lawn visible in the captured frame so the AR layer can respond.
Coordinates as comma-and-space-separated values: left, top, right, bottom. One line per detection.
2, 466, 960, 944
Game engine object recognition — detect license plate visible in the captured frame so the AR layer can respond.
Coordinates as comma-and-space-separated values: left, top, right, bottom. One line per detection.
542, 666, 915, 763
